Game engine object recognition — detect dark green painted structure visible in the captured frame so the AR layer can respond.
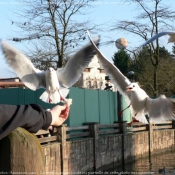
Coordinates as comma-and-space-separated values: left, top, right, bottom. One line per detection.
67, 87, 118, 126
0, 87, 131, 126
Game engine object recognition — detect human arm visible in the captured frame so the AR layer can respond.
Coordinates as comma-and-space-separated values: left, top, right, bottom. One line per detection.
49, 105, 69, 126
0, 104, 69, 140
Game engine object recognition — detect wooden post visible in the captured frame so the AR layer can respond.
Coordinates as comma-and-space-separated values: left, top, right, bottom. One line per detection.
172, 120, 175, 129
115, 121, 127, 135
86, 122, 99, 139
117, 91, 123, 121
114, 121, 127, 171
83, 122, 99, 171
146, 123, 153, 167
146, 123, 153, 153
57, 124, 67, 175
172, 121, 175, 150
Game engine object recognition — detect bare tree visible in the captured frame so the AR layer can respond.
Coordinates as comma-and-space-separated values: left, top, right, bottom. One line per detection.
11, 0, 99, 70
111, 0, 175, 97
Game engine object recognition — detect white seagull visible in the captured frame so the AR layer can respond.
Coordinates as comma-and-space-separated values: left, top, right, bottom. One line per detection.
87, 31, 175, 124
1, 37, 100, 104
139, 31, 175, 47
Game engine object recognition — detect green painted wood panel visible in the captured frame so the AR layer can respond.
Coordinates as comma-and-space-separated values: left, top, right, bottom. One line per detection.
24, 89, 37, 104
98, 90, 111, 124
18, 88, 25, 104
122, 95, 132, 123
0, 87, 128, 126
67, 87, 86, 126
84, 89, 99, 123
0, 88, 19, 104
109, 91, 118, 122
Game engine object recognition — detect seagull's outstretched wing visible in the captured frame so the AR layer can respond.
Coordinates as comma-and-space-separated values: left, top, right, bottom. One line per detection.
87, 31, 131, 98
57, 37, 100, 88
139, 31, 175, 47
146, 95, 175, 123
1, 40, 46, 90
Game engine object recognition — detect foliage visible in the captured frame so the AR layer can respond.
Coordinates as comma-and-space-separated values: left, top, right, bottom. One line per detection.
172, 43, 175, 56
129, 46, 175, 96
111, 0, 175, 97
112, 49, 131, 76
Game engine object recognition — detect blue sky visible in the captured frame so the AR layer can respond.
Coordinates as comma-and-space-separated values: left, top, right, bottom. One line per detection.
0, 0, 175, 78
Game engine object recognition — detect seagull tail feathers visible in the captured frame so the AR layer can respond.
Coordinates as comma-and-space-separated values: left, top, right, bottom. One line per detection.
40, 91, 50, 103
40, 90, 60, 104
59, 87, 70, 98
49, 91, 60, 104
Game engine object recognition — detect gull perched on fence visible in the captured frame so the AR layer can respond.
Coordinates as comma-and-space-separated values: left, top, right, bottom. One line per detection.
1, 37, 100, 104
87, 31, 175, 124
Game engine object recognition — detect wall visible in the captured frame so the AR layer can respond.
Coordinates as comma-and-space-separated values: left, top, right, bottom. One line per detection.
66, 139, 94, 173
1, 125, 174, 174
95, 135, 123, 170
43, 143, 62, 173
152, 129, 175, 152
124, 132, 149, 162
43, 129, 175, 173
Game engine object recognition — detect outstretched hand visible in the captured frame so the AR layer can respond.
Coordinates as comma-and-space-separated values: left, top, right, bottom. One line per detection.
49, 104, 70, 127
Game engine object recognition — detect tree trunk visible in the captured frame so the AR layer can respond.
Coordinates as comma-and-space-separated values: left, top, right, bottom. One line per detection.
153, 65, 158, 97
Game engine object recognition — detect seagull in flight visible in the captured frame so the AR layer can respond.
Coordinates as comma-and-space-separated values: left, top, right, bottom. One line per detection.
139, 31, 175, 47
87, 31, 175, 124
1, 37, 100, 104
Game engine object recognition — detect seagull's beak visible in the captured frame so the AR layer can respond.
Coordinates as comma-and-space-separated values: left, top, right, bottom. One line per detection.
126, 86, 132, 92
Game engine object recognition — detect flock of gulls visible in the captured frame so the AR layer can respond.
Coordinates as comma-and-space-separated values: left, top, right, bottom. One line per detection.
1, 31, 175, 124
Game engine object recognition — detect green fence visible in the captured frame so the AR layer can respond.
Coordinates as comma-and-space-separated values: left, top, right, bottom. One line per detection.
0, 87, 131, 126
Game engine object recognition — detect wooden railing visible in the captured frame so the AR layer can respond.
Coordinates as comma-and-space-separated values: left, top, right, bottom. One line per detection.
127, 122, 147, 132
66, 125, 90, 139
98, 123, 120, 136
127, 121, 174, 132
35, 121, 175, 144
152, 121, 173, 130
35, 128, 57, 144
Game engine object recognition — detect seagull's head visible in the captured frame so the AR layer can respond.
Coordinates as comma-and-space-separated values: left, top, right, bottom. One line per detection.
126, 82, 140, 92
48, 67, 55, 73
46, 67, 56, 76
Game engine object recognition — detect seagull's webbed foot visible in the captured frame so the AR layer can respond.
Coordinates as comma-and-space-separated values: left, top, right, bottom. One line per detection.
118, 103, 131, 116
128, 116, 139, 127
128, 121, 133, 127
60, 96, 65, 102
48, 91, 52, 103
133, 117, 139, 122
49, 98, 52, 103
